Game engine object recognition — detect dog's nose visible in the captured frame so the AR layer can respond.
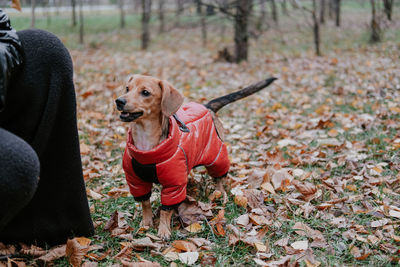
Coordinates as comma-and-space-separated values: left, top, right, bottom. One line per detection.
115, 98, 126, 111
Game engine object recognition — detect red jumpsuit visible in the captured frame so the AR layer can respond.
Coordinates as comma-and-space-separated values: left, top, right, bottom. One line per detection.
123, 102, 230, 208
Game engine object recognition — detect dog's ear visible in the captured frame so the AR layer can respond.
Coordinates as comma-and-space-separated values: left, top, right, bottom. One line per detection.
159, 80, 184, 117
127, 75, 136, 84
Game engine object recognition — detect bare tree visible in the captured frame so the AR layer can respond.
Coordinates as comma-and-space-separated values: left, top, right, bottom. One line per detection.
370, 0, 381, 42
175, 0, 184, 27
257, 0, 267, 31
119, 0, 126, 28
383, 0, 394, 21
270, 0, 278, 24
79, 0, 84, 44
31, 0, 36, 28
320, 0, 326, 24
71, 0, 77, 26
142, 0, 152, 50
328, 0, 334, 19
312, 0, 321, 56
158, 0, 165, 33
334, 0, 341, 27
234, 0, 252, 62
281, 0, 288, 16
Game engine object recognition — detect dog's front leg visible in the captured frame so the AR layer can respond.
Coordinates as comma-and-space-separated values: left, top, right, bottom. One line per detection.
140, 199, 153, 227
158, 209, 173, 239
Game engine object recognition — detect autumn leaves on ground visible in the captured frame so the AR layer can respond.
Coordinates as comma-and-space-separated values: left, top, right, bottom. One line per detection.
2, 4, 400, 267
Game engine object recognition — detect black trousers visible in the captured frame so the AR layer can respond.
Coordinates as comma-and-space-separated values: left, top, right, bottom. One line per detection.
0, 29, 94, 246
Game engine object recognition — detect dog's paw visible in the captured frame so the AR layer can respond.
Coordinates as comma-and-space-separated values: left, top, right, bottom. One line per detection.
140, 218, 153, 228
157, 224, 172, 240
141, 213, 153, 228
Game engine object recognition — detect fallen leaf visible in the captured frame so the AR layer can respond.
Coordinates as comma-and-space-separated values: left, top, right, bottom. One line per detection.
38, 245, 66, 262
371, 219, 389, 228
271, 169, 293, 190
178, 252, 199, 265
0, 243, 16, 255
19, 244, 46, 256
292, 180, 317, 201
172, 240, 197, 252
11, 0, 21, 11
290, 240, 308, 250
236, 214, 250, 226
66, 237, 92, 267
184, 223, 203, 233
234, 195, 248, 208
120, 260, 161, 267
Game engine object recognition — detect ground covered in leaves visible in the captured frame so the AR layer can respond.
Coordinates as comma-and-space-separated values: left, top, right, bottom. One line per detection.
2, 7, 400, 267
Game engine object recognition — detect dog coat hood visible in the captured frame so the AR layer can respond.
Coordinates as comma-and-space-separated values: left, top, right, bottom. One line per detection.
123, 102, 230, 208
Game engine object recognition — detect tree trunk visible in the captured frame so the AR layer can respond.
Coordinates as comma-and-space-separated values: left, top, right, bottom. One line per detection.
31, 0, 36, 28
175, 0, 184, 27
383, 0, 393, 21
370, 0, 381, 43
312, 0, 321, 56
45, 0, 51, 26
270, 0, 278, 24
328, 0, 334, 19
257, 0, 266, 31
234, 0, 252, 62
119, 0, 126, 28
335, 0, 341, 27
281, 0, 288, 16
79, 0, 84, 44
320, 0, 325, 24
158, 0, 165, 33
200, 7, 207, 47
142, 0, 152, 50
71, 0, 77, 26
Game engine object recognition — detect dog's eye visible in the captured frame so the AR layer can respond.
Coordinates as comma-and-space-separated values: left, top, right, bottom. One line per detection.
141, 90, 151, 96
125, 87, 129, 93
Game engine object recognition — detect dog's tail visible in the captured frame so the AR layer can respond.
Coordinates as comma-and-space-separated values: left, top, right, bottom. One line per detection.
204, 77, 277, 113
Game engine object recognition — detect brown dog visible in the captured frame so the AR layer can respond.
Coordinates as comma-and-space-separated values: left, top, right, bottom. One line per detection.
115, 74, 276, 239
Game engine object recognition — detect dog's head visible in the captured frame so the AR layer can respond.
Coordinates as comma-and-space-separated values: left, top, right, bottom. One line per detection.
115, 75, 184, 122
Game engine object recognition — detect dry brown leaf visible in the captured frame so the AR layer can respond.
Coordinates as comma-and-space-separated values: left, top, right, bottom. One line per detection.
0, 243, 16, 255
66, 237, 92, 267
172, 240, 197, 252
254, 242, 267, 252
184, 223, 202, 233
247, 169, 267, 189
292, 180, 317, 201
178, 252, 199, 265
131, 237, 159, 250
38, 245, 66, 262
290, 240, 308, 250
243, 189, 267, 210
11, 0, 21, 11
234, 195, 248, 208
19, 244, 46, 256
177, 197, 213, 225
208, 190, 222, 201
215, 223, 225, 236
80, 143, 91, 155
82, 262, 99, 267
236, 214, 250, 226
120, 260, 161, 267
271, 169, 293, 190
107, 187, 130, 198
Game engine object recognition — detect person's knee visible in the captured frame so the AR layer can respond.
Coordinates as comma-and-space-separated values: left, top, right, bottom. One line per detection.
0, 128, 40, 202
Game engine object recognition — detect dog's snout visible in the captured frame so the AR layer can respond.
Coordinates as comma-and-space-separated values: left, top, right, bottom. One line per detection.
115, 97, 127, 111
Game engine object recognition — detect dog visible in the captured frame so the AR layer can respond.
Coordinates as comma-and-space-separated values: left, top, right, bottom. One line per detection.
115, 74, 276, 239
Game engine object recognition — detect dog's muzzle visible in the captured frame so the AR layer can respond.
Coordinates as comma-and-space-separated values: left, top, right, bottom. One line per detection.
115, 98, 144, 122
115, 97, 126, 111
